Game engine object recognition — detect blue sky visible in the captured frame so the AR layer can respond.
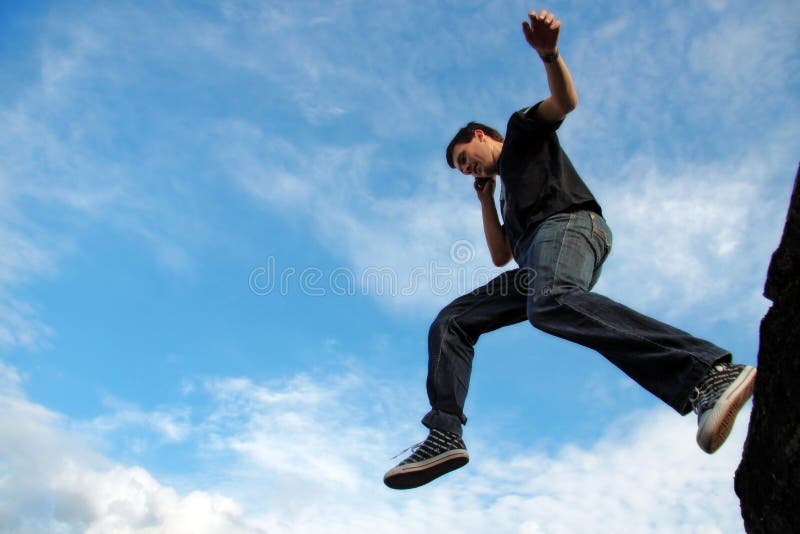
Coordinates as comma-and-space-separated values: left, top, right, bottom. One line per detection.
1, 0, 798, 532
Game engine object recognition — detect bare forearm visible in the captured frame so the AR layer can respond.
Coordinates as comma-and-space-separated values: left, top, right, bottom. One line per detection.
543, 54, 578, 113
481, 199, 513, 266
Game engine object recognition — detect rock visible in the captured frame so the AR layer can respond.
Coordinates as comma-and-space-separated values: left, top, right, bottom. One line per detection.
735, 165, 800, 532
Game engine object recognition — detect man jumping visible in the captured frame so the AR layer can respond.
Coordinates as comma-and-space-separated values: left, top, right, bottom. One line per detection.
384, 8, 756, 490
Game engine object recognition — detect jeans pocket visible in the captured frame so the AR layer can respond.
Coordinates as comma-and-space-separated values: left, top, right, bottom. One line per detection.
589, 212, 612, 258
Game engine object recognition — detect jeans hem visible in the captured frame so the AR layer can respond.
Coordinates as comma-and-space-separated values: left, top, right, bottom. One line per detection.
422, 410, 465, 437
674, 351, 732, 415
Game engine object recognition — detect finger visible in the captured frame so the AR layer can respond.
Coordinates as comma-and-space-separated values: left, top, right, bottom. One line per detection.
540, 12, 555, 30
522, 25, 537, 47
551, 19, 561, 31
522, 23, 533, 42
522, 20, 532, 36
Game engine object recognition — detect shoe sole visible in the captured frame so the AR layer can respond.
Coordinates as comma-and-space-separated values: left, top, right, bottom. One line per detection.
696, 366, 757, 454
383, 449, 469, 490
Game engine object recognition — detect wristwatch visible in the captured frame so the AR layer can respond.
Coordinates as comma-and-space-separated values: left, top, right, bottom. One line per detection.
540, 50, 559, 63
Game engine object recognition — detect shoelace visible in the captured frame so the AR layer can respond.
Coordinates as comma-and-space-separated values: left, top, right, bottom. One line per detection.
391, 440, 425, 460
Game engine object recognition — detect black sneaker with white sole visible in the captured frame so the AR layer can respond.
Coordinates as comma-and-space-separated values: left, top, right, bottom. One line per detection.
384, 429, 469, 490
691, 362, 757, 454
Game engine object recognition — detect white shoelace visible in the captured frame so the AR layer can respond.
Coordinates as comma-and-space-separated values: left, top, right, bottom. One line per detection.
391, 441, 424, 460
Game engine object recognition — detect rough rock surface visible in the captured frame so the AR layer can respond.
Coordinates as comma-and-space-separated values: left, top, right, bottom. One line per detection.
735, 165, 800, 532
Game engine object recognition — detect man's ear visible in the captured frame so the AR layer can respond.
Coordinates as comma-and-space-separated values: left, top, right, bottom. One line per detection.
474, 129, 485, 141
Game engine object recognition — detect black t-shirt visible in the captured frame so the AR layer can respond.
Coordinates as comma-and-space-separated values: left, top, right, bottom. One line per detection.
498, 103, 602, 258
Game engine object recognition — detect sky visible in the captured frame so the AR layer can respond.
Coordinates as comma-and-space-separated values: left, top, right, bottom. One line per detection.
0, 0, 798, 532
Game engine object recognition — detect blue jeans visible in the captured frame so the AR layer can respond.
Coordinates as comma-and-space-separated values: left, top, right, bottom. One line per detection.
422, 210, 730, 436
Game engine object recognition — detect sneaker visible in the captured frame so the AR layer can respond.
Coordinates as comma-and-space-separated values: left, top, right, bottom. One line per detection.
383, 429, 469, 490
691, 362, 756, 454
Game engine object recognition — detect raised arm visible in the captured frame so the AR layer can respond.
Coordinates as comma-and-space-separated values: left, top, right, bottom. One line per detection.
522, 9, 578, 122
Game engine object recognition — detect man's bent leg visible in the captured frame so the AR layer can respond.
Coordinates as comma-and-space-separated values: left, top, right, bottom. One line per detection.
422, 268, 529, 435
385, 269, 529, 489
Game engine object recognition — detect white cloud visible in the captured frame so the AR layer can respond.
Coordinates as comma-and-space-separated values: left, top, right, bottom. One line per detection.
464, 409, 746, 533
0, 360, 749, 533
85, 397, 193, 444
200, 372, 396, 494
0, 216, 57, 350
0, 110, 101, 348
0, 298, 53, 350
688, 3, 800, 109
193, 367, 749, 534
215, 117, 499, 313
50, 465, 254, 534
0, 108, 123, 218
212, 120, 316, 209
0, 362, 261, 534
595, 153, 785, 323
38, 12, 109, 100
0, 223, 57, 289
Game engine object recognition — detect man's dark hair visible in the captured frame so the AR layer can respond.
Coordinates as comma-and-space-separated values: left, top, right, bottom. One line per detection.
445, 122, 504, 168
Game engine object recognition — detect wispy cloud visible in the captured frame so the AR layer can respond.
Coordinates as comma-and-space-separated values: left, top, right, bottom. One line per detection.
596, 153, 786, 323
0, 224, 56, 289
3, 0, 796, 330
0, 201, 59, 349
0, 298, 53, 351
204, 0, 798, 321
82, 396, 193, 445
558, 0, 797, 324
214, 117, 498, 313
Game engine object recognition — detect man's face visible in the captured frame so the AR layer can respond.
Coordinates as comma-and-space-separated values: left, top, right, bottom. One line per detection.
452, 130, 497, 178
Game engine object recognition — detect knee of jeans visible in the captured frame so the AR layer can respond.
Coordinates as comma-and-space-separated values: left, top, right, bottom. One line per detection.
430, 308, 453, 337
430, 309, 475, 348
430, 309, 460, 344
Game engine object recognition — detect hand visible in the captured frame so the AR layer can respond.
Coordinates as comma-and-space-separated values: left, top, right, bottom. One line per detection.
522, 9, 561, 56
474, 177, 496, 203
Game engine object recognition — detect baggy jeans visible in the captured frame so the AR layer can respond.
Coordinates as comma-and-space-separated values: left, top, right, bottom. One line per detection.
422, 210, 730, 436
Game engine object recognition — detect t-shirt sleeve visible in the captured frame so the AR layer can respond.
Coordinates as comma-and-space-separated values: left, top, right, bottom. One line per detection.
508, 101, 564, 137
